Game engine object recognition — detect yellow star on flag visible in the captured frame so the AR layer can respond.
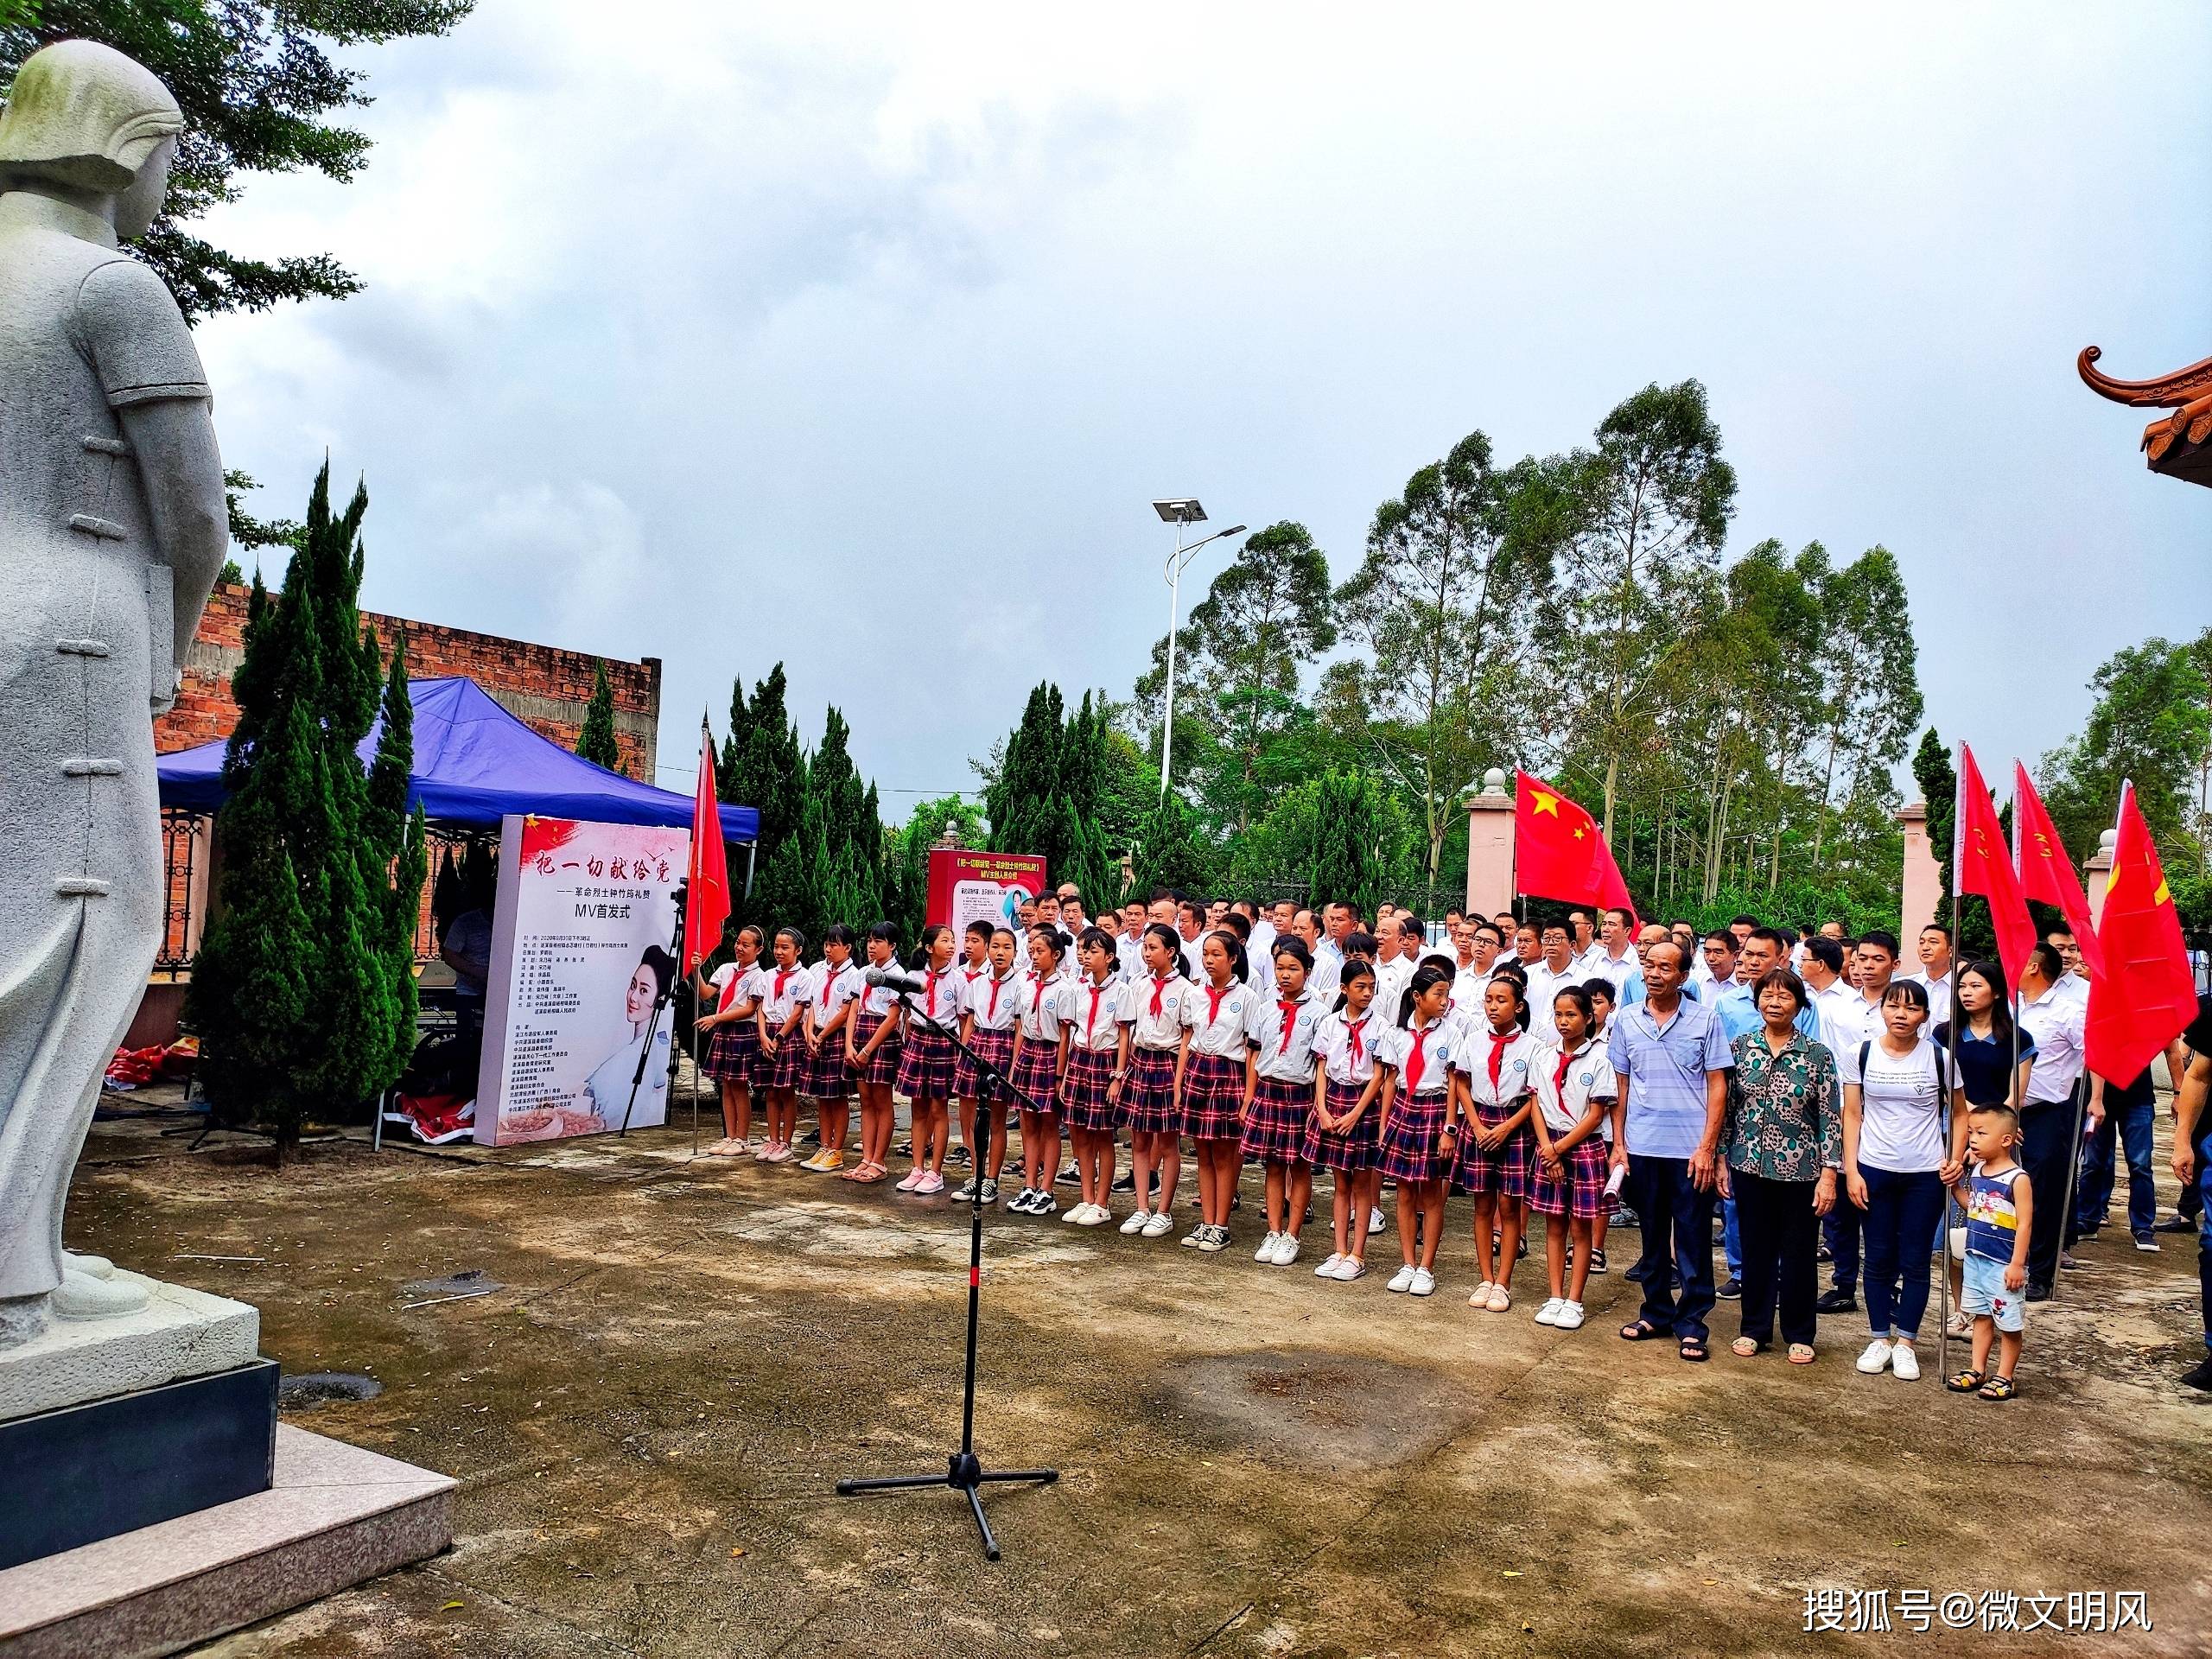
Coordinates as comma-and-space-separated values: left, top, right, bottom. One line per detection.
1532, 791, 1559, 817
1573, 826, 1586, 839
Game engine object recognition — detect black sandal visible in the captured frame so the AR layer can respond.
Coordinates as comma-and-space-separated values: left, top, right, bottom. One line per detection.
1618, 1319, 1668, 1342
1678, 1337, 1709, 1363
1943, 1370, 1985, 1393
1978, 1376, 2018, 1402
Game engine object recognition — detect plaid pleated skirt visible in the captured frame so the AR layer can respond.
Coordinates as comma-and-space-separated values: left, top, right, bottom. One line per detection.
1061, 1046, 1120, 1132
1240, 1072, 1313, 1162
768, 1033, 808, 1092
1529, 1135, 1611, 1218
1181, 1051, 1247, 1141
1458, 1096, 1533, 1197
1303, 1078, 1382, 1172
703, 1018, 761, 1085
851, 1010, 902, 1086
953, 1025, 1017, 1107
1008, 1039, 1064, 1116
1120, 1045, 1183, 1135
894, 1024, 957, 1100
1378, 1090, 1453, 1185
804, 1034, 852, 1099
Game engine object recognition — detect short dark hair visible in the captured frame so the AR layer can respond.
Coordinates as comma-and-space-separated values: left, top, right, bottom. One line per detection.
1883, 978, 1930, 1013
1857, 930, 1900, 958
1703, 929, 1738, 950
1344, 930, 1378, 959
1921, 922, 1952, 941
1541, 921, 1571, 941
1604, 906, 1635, 928
1745, 927, 1786, 954
1805, 935, 1845, 972
1729, 914, 1760, 931
2027, 941, 2065, 982
1969, 1102, 2021, 1134
1752, 966, 1808, 1014
1472, 922, 1503, 944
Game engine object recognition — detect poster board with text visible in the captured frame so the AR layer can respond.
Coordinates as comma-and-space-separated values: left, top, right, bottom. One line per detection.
926, 849, 1047, 943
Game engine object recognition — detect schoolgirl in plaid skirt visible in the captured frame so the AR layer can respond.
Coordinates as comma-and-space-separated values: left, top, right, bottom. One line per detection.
893, 925, 963, 1196
1180, 931, 1261, 1249
1115, 925, 1193, 1236
1526, 984, 1619, 1330
847, 923, 906, 1183
1305, 960, 1384, 1280
1452, 973, 1538, 1312
955, 928, 1024, 1198
1059, 932, 1128, 1223
755, 930, 813, 1162
696, 924, 765, 1157
1241, 938, 1327, 1266
1006, 925, 1071, 1216
1376, 961, 1465, 1296
798, 931, 862, 1173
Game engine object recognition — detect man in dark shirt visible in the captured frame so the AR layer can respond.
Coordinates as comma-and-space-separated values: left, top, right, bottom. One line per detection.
2172, 995, 2212, 1390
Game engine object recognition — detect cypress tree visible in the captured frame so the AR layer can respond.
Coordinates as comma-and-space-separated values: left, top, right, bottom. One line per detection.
191, 462, 423, 1156
577, 658, 623, 772
1129, 791, 1218, 897
718, 675, 751, 804
751, 749, 830, 948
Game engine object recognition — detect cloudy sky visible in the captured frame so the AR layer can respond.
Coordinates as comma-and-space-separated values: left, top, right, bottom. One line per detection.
195, 3, 2212, 811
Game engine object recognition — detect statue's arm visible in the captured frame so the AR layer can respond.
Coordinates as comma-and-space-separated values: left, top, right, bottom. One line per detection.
117, 395, 226, 671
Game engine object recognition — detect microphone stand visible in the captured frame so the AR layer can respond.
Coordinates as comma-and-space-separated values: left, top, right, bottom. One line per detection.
835, 985, 1058, 1559
620, 880, 688, 1137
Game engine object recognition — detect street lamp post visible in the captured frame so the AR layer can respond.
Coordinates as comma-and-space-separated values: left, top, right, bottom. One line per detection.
1151, 499, 1244, 804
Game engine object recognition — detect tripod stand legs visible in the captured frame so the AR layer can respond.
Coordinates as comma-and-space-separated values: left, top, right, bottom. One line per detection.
836, 1453, 1058, 1561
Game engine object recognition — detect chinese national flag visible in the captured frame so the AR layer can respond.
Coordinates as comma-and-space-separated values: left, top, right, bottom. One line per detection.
683, 716, 732, 974
2012, 762, 2105, 979
2085, 783, 2196, 1083
1954, 744, 2037, 991
1513, 772, 1637, 929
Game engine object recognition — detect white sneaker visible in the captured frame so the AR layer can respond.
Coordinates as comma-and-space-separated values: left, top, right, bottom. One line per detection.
1074, 1204, 1110, 1227
1254, 1230, 1282, 1262
1332, 1255, 1368, 1281
1468, 1281, 1495, 1308
1891, 1342, 1920, 1382
1120, 1207, 1153, 1236
1410, 1268, 1436, 1297
1314, 1252, 1345, 1278
1385, 1264, 1417, 1294
1270, 1234, 1301, 1267
1141, 1210, 1174, 1238
1856, 1338, 1893, 1374
1060, 1200, 1084, 1223
1369, 1208, 1386, 1235
1554, 1300, 1586, 1330
1535, 1297, 1565, 1325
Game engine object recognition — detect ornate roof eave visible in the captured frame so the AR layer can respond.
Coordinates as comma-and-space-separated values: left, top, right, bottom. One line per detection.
2078, 346, 2212, 474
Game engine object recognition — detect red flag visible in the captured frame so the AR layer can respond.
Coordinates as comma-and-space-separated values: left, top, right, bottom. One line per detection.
683, 716, 732, 974
1513, 772, 1637, 930
1953, 744, 2037, 991
2012, 762, 2105, 979
2086, 783, 2196, 1082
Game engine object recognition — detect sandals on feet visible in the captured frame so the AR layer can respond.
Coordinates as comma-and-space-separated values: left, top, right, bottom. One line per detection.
1943, 1370, 1985, 1394
1978, 1375, 2018, 1402
1730, 1336, 1762, 1357
1678, 1337, 1709, 1363
1787, 1343, 1815, 1365
1618, 1319, 1667, 1342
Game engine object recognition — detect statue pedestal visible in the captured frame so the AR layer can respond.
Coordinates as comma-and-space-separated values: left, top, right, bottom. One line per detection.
0, 1274, 257, 1422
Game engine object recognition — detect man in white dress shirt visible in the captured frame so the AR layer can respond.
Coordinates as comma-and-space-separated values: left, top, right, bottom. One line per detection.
2018, 941, 2089, 1299
1522, 922, 1584, 1045
1585, 906, 1643, 1002
1904, 922, 1955, 1017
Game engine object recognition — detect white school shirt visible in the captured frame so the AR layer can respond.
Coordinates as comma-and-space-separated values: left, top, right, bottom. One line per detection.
1307, 948, 1342, 1003
1185, 978, 1261, 1059
902, 961, 966, 1028
1585, 947, 1640, 1000
1531, 1038, 1618, 1136
812, 960, 863, 1028
759, 963, 813, 1027
957, 959, 991, 1019
1179, 934, 1206, 980
1060, 973, 1124, 1053
1373, 954, 1414, 1022
1245, 943, 1275, 995
1821, 988, 1889, 1059
966, 969, 1021, 1033
709, 962, 763, 1015
1246, 988, 1324, 1084
858, 967, 906, 1019
1314, 1009, 1381, 1087
2018, 985, 2087, 1104
1249, 918, 1277, 960
1841, 1034, 1949, 1173
1449, 960, 1492, 1017
1014, 968, 1065, 1044
1454, 1023, 1541, 1109
1122, 971, 1193, 1051
1376, 1016, 1460, 1098
1521, 958, 1584, 1045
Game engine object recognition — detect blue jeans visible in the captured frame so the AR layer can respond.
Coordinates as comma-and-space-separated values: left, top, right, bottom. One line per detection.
2199, 1160, 2212, 1351
2075, 1096, 2156, 1238
1722, 1194, 1742, 1280
1859, 1165, 1945, 1339
1629, 1154, 1718, 1343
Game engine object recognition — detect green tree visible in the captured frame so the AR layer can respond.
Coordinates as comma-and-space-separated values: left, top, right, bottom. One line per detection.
750, 751, 828, 949
1128, 791, 1220, 898
1547, 380, 1738, 841
885, 794, 987, 944
2, 1, 473, 321
2040, 634, 2211, 869
1808, 545, 1923, 866
188, 462, 423, 1154
1232, 770, 1417, 918
575, 658, 623, 773
1333, 431, 1551, 883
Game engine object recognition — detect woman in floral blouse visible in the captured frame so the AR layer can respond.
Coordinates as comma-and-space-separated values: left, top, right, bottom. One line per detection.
1720, 967, 1840, 1363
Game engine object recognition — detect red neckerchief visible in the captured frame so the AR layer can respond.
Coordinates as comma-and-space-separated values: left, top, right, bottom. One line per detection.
1553, 1046, 1574, 1099
772, 967, 794, 1000
1405, 1023, 1432, 1095
1276, 995, 1302, 1053
1488, 1028, 1512, 1093
985, 974, 1007, 1020
925, 964, 948, 1017
1345, 1014, 1369, 1067
1085, 980, 1109, 1044
1149, 973, 1173, 1018
823, 961, 848, 1007
1031, 976, 1047, 1017
1205, 982, 1230, 1025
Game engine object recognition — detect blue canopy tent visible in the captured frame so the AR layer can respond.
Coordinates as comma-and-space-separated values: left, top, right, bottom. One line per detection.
157, 675, 759, 842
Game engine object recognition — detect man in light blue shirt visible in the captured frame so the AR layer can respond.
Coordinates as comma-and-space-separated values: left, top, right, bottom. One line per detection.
1607, 940, 1734, 1357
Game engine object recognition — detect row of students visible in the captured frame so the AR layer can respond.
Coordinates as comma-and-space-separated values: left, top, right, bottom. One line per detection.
690, 915, 1627, 1322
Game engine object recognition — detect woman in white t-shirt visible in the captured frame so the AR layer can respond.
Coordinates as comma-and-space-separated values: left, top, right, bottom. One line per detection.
695, 923, 765, 1156
1841, 979, 1967, 1382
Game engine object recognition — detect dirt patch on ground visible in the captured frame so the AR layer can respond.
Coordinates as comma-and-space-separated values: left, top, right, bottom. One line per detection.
57, 1113, 2212, 1657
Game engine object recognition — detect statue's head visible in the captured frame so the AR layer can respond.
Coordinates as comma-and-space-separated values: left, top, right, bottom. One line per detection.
0, 40, 182, 236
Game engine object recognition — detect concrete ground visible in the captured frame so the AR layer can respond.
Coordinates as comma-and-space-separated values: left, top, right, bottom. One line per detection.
66, 1094, 2212, 1658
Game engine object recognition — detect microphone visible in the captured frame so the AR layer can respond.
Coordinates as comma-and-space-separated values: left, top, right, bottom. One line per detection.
863, 965, 930, 995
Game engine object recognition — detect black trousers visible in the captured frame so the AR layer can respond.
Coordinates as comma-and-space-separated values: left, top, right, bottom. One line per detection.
2019, 1095, 2082, 1288
1733, 1169, 1821, 1348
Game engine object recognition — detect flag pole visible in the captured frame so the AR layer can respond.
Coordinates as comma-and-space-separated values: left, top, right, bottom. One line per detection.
691, 714, 709, 1160
2046, 782, 2126, 1304
1938, 743, 1967, 1383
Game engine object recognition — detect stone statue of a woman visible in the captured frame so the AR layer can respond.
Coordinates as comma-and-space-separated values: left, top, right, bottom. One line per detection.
0, 41, 227, 1345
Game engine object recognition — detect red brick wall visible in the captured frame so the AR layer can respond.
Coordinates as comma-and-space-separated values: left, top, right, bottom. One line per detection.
156, 583, 663, 779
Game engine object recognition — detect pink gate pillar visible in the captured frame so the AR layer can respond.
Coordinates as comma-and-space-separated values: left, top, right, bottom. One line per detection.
1897, 801, 1940, 940
2085, 829, 2116, 929
1465, 769, 1516, 919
